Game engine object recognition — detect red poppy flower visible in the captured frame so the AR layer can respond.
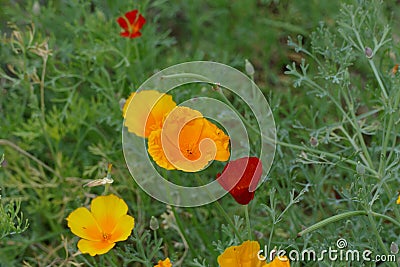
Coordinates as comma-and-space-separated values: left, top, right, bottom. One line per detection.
216, 157, 262, 205
117, 10, 146, 38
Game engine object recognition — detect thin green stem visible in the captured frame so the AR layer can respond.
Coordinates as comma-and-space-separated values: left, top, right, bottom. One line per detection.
369, 60, 388, 99
341, 86, 374, 169
37, 55, 56, 161
244, 205, 252, 241
378, 88, 400, 176
349, 10, 389, 99
304, 78, 375, 170
298, 210, 400, 236
0, 139, 61, 179
214, 200, 243, 243
170, 206, 197, 260
40, 57, 47, 117
366, 213, 395, 267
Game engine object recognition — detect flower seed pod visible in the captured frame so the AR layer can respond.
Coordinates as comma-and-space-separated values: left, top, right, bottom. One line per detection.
245, 59, 255, 76
390, 242, 398, 254
365, 47, 373, 58
150, 216, 159, 231
310, 137, 318, 147
356, 161, 365, 175
32, 1, 40, 15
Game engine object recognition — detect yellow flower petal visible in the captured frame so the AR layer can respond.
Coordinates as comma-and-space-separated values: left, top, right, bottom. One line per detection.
110, 214, 135, 242
124, 90, 176, 137
218, 240, 266, 267
148, 129, 177, 170
77, 239, 115, 256
67, 207, 102, 241
265, 256, 290, 267
154, 257, 172, 267
90, 194, 129, 234
397, 194, 400, 204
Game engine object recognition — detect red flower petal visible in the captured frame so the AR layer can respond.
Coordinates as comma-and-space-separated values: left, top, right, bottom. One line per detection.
216, 157, 262, 205
136, 14, 146, 30
128, 31, 142, 38
124, 10, 139, 25
116, 17, 129, 31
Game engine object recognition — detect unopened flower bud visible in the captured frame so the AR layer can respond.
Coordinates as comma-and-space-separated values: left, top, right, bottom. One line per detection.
356, 161, 365, 175
310, 137, 318, 147
254, 230, 264, 240
150, 216, 159, 231
245, 59, 255, 76
32, 1, 40, 15
365, 47, 373, 58
390, 242, 398, 254
119, 98, 126, 111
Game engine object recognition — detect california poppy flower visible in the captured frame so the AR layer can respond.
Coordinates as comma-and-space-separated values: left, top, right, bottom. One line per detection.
148, 106, 230, 172
216, 157, 262, 205
218, 240, 267, 267
123, 90, 176, 138
117, 9, 146, 38
154, 257, 172, 267
66, 194, 135, 256
218, 240, 290, 267
397, 193, 400, 204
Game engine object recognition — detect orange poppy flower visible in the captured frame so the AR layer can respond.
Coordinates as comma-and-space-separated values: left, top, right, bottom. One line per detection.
217, 157, 262, 205
123, 90, 176, 138
154, 257, 172, 267
117, 10, 146, 39
66, 194, 135, 256
148, 106, 230, 172
218, 240, 267, 267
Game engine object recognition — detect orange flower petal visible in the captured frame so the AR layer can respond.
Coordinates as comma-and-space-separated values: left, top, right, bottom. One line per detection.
77, 239, 115, 256
199, 118, 230, 161
217, 245, 240, 266
148, 129, 177, 170
124, 90, 176, 137
218, 240, 266, 267
90, 195, 128, 234
147, 106, 230, 172
154, 257, 172, 267
110, 214, 135, 242
67, 207, 102, 241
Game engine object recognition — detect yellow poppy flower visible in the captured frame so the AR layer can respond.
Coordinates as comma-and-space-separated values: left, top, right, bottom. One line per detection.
265, 256, 290, 266
66, 194, 135, 256
148, 106, 230, 172
397, 193, 400, 204
154, 257, 172, 267
123, 90, 176, 138
217, 240, 267, 267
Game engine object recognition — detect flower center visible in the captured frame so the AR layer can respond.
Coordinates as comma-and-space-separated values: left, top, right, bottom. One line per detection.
102, 232, 111, 241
